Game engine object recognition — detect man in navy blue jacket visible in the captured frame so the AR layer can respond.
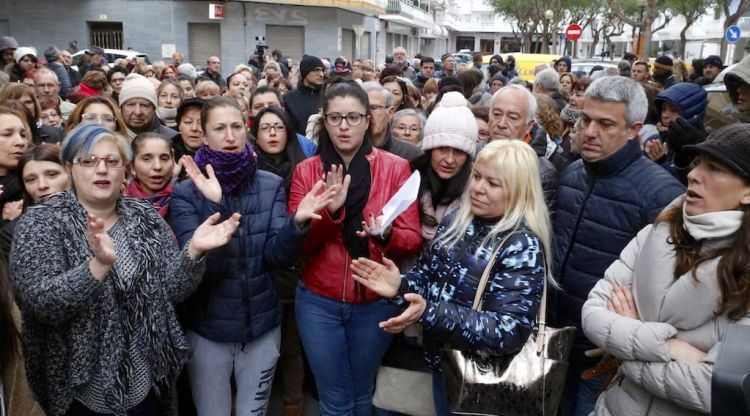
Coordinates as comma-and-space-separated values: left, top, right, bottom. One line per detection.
551, 76, 685, 416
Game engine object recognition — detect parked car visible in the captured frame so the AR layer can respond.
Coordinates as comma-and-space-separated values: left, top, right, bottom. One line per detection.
71, 48, 150, 71
571, 59, 619, 78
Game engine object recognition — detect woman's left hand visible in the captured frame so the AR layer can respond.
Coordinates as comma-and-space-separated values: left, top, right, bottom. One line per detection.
351, 256, 401, 298
608, 284, 640, 320
379, 293, 427, 333
356, 212, 392, 241
188, 212, 242, 259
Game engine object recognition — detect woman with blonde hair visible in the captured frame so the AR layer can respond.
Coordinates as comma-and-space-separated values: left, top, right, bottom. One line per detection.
352, 139, 551, 416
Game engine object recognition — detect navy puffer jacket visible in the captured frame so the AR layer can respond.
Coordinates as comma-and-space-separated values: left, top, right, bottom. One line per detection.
170, 170, 308, 343
550, 139, 684, 352
654, 82, 708, 121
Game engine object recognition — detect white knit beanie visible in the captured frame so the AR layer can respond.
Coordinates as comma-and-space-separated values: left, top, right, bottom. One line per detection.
14, 47, 37, 63
421, 91, 477, 156
119, 73, 158, 108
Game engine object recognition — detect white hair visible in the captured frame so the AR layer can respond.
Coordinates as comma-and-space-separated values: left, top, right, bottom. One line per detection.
492, 84, 537, 123
534, 68, 560, 92
361, 81, 393, 107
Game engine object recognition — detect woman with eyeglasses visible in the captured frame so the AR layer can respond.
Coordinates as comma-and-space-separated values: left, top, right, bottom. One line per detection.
9, 124, 242, 416
65, 96, 129, 136
289, 82, 422, 415
249, 106, 310, 416
170, 96, 331, 416
390, 109, 425, 146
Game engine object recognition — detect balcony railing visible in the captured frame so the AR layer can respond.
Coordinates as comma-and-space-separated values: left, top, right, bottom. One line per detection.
386, 0, 429, 14
385, 0, 434, 27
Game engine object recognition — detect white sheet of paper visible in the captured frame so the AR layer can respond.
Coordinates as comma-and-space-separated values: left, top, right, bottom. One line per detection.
372, 170, 421, 236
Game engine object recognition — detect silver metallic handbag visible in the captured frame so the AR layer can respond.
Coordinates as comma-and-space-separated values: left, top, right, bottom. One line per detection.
441, 239, 576, 416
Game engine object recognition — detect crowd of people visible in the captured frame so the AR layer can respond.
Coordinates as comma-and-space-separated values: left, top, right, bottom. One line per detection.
0, 32, 749, 416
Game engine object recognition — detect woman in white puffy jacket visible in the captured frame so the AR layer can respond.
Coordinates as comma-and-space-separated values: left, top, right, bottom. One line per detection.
581, 123, 750, 415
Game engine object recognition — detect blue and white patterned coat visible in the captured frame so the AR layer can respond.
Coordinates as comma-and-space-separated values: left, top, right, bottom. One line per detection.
397, 212, 546, 368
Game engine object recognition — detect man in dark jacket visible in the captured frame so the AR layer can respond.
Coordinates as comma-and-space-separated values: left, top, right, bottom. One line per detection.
534, 68, 567, 112
119, 73, 178, 140
413, 56, 435, 91
361, 82, 422, 163
285, 55, 325, 135
489, 84, 559, 208
43, 46, 72, 98
653, 55, 677, 89
197, 56, 225, 89
551, 76, 685, 416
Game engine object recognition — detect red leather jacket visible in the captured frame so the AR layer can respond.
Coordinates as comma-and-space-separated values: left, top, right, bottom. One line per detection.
289, 148, 422, 303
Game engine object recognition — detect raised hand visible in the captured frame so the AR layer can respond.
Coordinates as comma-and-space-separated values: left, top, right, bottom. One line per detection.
172, 156, 184, 180
188, 212, 241, 259
607, 284, 639, 320
181, 155, 222, 204
325, 164, 351, 215
294, 180, 337, 225
2, 200, 23, 221
356, 212, 391, 241
645, 140, 668, 163
379, 293, 426, 333
351, 256, 401, 298
86, 213, 115, 281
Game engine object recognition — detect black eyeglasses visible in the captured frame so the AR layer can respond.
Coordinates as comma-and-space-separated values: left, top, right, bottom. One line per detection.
324, 112, 366, 126
258, 123, 286, 132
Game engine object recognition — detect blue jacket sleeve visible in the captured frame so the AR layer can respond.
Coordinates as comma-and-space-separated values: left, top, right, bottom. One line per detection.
420, 232, 545, 357
263, 179, 309, 269
169, 180, 229, 248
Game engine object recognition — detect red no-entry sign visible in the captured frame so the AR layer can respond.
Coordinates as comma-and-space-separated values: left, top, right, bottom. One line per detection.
566, 24, 583, 41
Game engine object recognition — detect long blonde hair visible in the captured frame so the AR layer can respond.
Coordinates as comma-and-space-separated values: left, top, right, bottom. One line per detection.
435, 140, 553, 280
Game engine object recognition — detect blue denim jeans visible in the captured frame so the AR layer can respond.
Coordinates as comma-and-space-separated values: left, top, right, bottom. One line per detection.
432, 372, 453, 416
559, 355, 606, 416
295, 283, 398, 416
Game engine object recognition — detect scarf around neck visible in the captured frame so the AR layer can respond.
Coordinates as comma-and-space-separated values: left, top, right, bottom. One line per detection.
126, 179, 174, 218
156, 107, 178, 128
320, 138, 373, 297
194, 143, 257, 196
682, 204, 744, 241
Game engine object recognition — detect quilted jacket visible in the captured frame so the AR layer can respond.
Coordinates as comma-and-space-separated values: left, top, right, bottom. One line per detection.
582, 197, 749, 415
551, 138, 684, 353
170, 170, 307, 343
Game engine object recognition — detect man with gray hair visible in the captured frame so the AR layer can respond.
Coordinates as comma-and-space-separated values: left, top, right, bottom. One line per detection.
392, 46, 416, 81
550, 76, 685, 416
533, 68, 566, 111
44, 46, 72, 98
488, 84, 560, 206
361, 81, 421, 162
33, 67, 75, 121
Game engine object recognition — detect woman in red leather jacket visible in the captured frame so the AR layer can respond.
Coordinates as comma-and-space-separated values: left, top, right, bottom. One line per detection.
288, 81, 422, 416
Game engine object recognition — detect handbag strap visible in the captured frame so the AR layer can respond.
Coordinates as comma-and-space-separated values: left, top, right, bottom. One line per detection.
471, 229, 550, 354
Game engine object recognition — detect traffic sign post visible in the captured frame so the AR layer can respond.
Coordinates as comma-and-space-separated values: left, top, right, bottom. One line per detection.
726, 25, 741, 44
566, 24, 583, 41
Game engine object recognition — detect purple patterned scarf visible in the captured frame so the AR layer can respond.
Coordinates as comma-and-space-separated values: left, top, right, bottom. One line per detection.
194, 143, 257, 196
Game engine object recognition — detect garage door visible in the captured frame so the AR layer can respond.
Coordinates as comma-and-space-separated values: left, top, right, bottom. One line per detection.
266, 25, 304, 64
362, 32, 371, 59
188, 23, 221, 66
341, 29, 355, 61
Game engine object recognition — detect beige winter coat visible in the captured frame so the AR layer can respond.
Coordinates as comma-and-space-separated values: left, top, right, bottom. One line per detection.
582, 202, 750, 415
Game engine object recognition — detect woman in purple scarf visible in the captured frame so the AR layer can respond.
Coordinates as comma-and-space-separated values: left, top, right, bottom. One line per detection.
169, 96, 333, 416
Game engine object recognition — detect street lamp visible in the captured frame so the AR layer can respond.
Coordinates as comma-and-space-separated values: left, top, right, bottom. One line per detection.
635, 0, 647, 58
